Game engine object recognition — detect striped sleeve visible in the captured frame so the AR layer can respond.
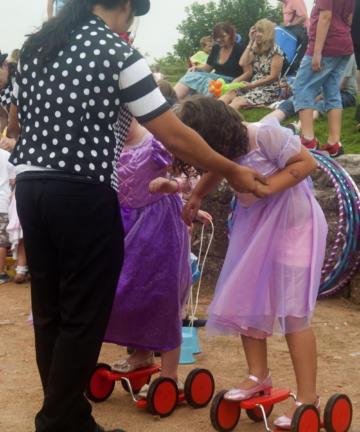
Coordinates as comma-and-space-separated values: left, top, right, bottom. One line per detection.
118, 50, 169, 123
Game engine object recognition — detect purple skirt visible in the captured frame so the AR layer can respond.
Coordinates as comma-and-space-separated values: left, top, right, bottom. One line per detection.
104, 194, 191, 351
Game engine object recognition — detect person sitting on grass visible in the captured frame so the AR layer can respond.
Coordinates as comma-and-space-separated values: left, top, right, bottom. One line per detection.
220, 19, 283, 110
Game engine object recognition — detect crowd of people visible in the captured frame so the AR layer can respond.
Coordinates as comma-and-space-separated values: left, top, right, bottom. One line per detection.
0, 1, 359, 432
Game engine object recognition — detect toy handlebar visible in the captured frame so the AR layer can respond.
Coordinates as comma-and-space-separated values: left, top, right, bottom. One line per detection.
209, 78, 245, 98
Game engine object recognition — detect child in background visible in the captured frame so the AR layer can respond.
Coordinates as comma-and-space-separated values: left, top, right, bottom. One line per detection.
189, 36, 214, 67
179, 96, 327, 428
0, 148, 15, 283
104, 118, 194, 396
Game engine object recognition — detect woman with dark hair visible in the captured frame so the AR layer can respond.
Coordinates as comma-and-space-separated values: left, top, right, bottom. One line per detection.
7, 1, 268, 432
174, 22, 251, 99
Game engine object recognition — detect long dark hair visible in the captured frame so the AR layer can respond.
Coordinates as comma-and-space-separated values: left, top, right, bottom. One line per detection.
173, 95, 249, 176
20, 0, 129, 68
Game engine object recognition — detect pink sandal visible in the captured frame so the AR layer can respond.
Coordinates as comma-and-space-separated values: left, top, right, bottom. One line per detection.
224, 370, 272, 401
273, 396, 321, 430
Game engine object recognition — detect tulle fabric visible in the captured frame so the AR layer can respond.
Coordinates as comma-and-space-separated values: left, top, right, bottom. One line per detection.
104, 134, 192, 351
6, 195, 23, 259
207, 120, 328, 338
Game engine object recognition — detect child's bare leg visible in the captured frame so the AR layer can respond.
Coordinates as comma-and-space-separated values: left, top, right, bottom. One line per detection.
17, 239, 27, 267
239, 335, 268, 388
126, 348, 152, 363
174, 82, 191, 100
160, 345, 181, 382
0, 247, 7, 273
229, 96, 248, 111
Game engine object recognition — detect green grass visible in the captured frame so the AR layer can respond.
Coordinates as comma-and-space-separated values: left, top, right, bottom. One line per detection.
238, 95, 360, 154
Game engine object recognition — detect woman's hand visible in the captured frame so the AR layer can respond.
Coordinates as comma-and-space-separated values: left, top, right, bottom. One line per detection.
195, 210, 212, 226
0, 136, 16, 152
182, 193, 202, 226
248, 26, 256, 42
226, 165, 268, 197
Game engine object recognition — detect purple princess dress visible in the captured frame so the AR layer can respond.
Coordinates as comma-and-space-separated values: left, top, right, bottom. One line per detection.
207, 119, 328, 338
104, 133, 192, 351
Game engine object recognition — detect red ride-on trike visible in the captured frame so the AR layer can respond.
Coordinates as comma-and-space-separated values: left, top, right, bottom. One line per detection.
210, 387, 352, 432
86, 362, 215, 417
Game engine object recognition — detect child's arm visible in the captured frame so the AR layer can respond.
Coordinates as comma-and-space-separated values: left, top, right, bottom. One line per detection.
149, 177, 191, 195
195, 210, 212, 226
182, 172, 223, 226
255, 146, 317, 197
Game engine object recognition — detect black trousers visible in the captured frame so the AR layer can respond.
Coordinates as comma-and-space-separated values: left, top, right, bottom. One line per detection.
16, 174, 124, 432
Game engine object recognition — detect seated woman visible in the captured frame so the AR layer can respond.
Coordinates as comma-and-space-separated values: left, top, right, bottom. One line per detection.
221, 19, 283, 110
174, 22, 251, 99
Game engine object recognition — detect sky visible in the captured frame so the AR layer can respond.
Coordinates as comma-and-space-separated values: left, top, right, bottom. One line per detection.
1, 0, 314, 64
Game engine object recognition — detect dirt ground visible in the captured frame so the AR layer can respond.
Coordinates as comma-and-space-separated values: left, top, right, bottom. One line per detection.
1, 281, 359, 432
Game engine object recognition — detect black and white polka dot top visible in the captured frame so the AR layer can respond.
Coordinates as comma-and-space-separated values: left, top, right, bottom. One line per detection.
10, 15, 169, 191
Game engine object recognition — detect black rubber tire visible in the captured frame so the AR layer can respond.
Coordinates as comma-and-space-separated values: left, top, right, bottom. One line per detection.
147, 377, 178, 417
210, 390, 241, 432
323, 393, 352, 432
85, 363, 115, 402
290, 404, 320, 432
184, 368, 215, 408
246, 404, 274, 422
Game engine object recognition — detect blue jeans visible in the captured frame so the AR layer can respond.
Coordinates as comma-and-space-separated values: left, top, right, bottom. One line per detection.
293, 55, 350, 113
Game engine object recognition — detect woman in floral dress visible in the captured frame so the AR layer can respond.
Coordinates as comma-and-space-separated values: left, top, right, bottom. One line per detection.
221, 19, 284, 110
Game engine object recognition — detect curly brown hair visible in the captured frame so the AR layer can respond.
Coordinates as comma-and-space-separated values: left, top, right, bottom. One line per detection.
172, 95, 249, 176
213, 22, 237, 45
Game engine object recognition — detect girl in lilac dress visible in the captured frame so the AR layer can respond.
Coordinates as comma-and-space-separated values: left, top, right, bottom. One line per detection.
104, 119, 192, 395
179, 96, 327, 429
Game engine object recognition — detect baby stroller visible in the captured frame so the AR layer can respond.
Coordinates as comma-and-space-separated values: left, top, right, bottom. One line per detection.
275, 24, 308, 77
275, 24, 308, 99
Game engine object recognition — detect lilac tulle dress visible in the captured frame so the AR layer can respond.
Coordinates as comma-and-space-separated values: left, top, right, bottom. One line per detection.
207, 119, 328, 339
104, 133, 192, 351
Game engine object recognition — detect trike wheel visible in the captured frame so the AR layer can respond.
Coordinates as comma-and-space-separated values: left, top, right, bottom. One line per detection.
85, 363, 115, 402
246, 404, 273, 422
324, 394, 352, 432
210, 390, 241, 432
290, 404, 320, 432
121, 374, 151, 394
184, 368, 215, 408
147, 377, 178, 417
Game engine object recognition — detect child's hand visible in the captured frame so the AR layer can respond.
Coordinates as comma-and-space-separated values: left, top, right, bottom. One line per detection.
0, 136, 16, 152
195, 210, 212, 226
253, 180, 271, 198
149, 177, 178, 194
227, 165, 268, 197
182, 194, 202, 226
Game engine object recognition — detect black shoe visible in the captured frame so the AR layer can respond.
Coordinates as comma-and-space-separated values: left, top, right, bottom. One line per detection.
182, 317, 207, 327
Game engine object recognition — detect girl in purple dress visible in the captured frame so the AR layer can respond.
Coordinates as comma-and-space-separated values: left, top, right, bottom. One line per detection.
179, 96, 327, 429
104, 118, 193, 396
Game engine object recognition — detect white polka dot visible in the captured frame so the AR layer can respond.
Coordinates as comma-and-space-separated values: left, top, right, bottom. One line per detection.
77, 151, 84, 158
89, 99, 95, 106
94, 124, 100, 131
82, 25, 89, 30
103, 149, 109, 156
44, 116, 49, 123
103, 99, 109, 106
62, 70, 69, 77
74, 164, 81, 172
76, 65, 82, 72
22, 78, 28, 85
31, 72, 37, 79
46, 88, 52, 95
79, 52, 86, 59
56, 97, 63, 104
45, 102, 51, 109
79, 138, 86, 145
66, 120, 73, 127
23, 64, 29, 71
62, 147, 69, 153
86, 75, 93, 82
109, 49, 115, 55
70, 92, 77, 99
108, 86, 115, 93
50, 152, 56, 158
94, 49, 101, 56
42, 130, 48, 137
55, 111, 61, 118
99, 73, 105, 81
65, 134, 72, 141
104, 136, 110, 143
59, 50, 64, 56
53, 62, 59, 69
66, 58, 72, 64
34, 121, 40, 128
37, 156, 43, 163
112, 74, 119, 81
99, 175, 105, 182
68, 106, 75, 113
102, 162, 108, 169
25, 126, 30, 132
94, 86, 100, 93
103, 60, 110, 68
59, 83, 66, 90
33, 58, 38, 65
83, 88, 90, 96
91, 150, 97, 157
54, 125, 60, 132
50, 75, 55, 82
35, 108, 41, 115
109, 111, 115, 118
81, 102, 87, 109
93, 137, 99, 144
90, 20, 96, 24
90, 31, 98, 36
39, 80, 44, 87
27, 113, 32, 119
84, 126, 89, 132
71, 45, 77, 51
41, 144, 47, 150
59, 161, 66, 168
76, 34, 83, 40
89, 61, 96, 68
52, 139, 58, 145
99, 39, 106, 45
73, 78, 80, 86
89, 163, 95, 170
98, 112, 105, 119
36, 94, 41, 101
29, 147, 35, 154
106, 34, 114, 39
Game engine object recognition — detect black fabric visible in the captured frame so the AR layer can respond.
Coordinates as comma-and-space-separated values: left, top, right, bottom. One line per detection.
16, 176, 124, 432
206, 43, 244, 78
351, 0, 360, 42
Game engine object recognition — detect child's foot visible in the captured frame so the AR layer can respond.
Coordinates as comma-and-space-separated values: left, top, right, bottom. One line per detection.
300, 135, 319, 150
319, 142, 344, 158
273, 396, 320, 429
224, 370, 272, 401
112, 351, 154, 373
0, 271, 11, 284
138, 378, 184, 399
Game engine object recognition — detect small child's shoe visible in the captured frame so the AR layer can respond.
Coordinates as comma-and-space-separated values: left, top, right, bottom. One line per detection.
0, 271, 11, 284
138, 379, 184, 399
273, 396, 320, 430
224, 370, 272, 401
300, 136, 319, 150
319, 142, 344, 158
112, 354, 154, 373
